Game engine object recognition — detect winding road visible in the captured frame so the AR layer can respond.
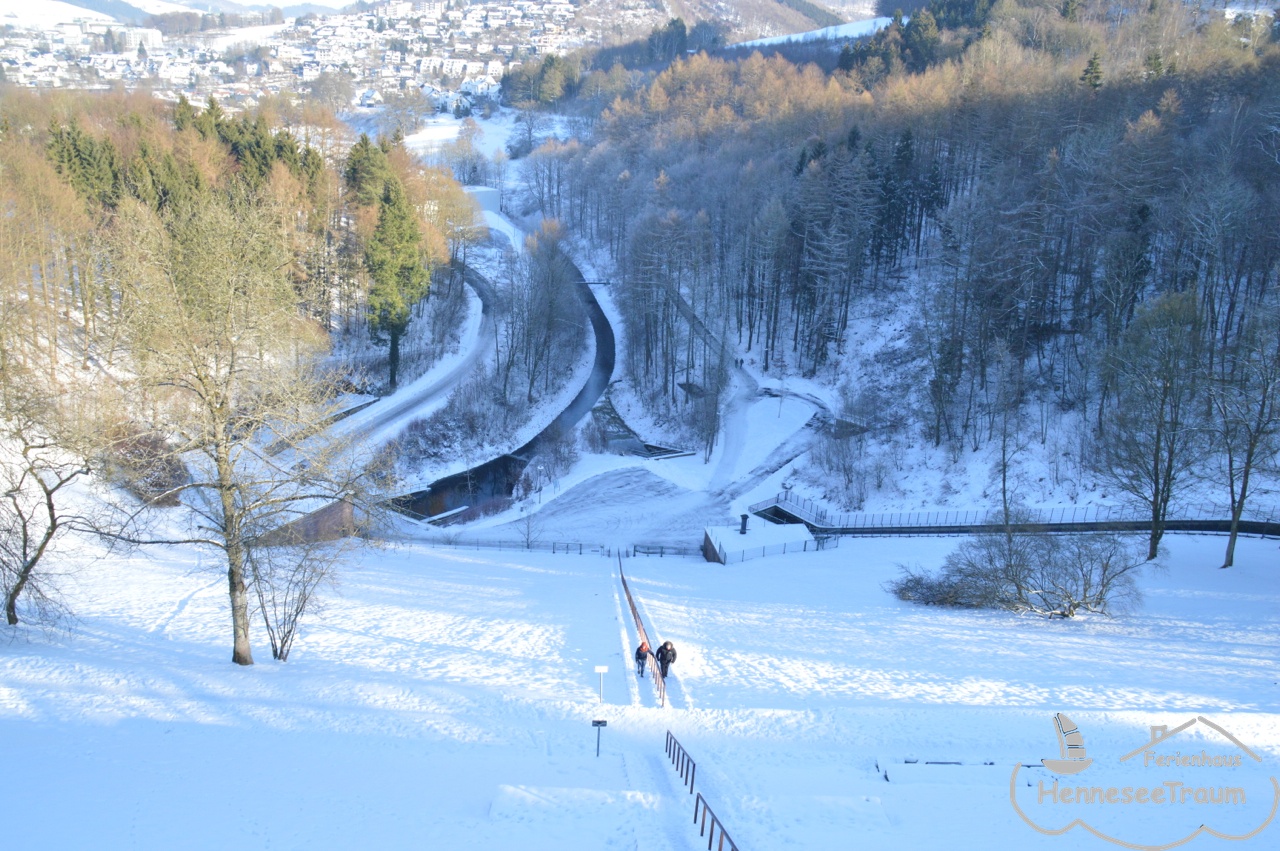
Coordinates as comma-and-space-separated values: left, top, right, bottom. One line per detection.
328, 266, 497, 446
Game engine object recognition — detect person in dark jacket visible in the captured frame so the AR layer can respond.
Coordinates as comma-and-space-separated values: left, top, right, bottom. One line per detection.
656, 641, 677, 679
635, 641, 650, 677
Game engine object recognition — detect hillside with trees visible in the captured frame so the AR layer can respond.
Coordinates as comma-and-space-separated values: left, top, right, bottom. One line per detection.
0, 89, 479, 659
517, 1, 1280, 560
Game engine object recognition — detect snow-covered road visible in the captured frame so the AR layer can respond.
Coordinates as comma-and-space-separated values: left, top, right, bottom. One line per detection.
328, 268, 495, 453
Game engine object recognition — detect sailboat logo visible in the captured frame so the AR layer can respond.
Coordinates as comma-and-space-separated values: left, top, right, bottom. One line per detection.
1042, 712, 1093, 775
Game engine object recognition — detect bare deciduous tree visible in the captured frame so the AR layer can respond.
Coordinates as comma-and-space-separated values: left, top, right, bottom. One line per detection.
1093, 293, 1205, 560
1208, 305, 1280, 568
109, 191, 385, 665
517, 505, 544, 550
0, 392, 90, 626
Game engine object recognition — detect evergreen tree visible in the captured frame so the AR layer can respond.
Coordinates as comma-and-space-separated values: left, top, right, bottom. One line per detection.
904, 9, 941, 72
193, 96, 223, 140
173, 94, 196, 131
343, 133, 392, 206
365, 178, 429, 390
46, 120, 121, 208
1080, 53, 1103, 91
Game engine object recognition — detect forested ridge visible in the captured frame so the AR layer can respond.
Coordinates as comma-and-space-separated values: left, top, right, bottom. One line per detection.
518, 0, 1280, 561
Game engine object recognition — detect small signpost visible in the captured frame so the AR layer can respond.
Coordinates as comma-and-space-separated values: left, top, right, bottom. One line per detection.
592, 719, 607, 757
594, 665, 608, 703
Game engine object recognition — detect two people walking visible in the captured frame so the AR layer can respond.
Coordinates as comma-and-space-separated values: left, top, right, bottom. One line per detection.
634, 639, 677, 679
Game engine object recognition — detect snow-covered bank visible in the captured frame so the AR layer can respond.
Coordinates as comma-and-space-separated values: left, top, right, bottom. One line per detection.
734, 17, 896, 49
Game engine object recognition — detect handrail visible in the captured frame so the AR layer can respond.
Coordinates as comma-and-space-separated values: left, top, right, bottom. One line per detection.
750, 491, 1280, 537
666, 731, 696, 793
618, 557, 665, 708
694, 792, 740, 851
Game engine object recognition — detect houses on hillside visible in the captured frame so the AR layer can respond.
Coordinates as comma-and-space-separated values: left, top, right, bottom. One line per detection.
1, 0, 590, 106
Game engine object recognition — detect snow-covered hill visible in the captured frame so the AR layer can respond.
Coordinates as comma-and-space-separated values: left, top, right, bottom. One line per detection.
3, 528, 1275, 848
2, 0, 347, 29
2, 0, 115, 28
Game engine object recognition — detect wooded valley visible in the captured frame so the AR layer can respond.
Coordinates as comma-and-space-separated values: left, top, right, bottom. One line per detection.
510, 0, 1280, 564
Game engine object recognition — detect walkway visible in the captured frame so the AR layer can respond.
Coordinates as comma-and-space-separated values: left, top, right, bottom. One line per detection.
752, 491, 1280, 538
329, 264, 496, 447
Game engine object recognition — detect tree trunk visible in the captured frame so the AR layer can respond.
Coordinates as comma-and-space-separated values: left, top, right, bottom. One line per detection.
389, 328, 401, 391
1147, 499, 1162, 562
1222, 460, 1251, 569
227, 547, 254, 665
5, 485, 61, 625
217, 439, 254, 665
4, 573, 27, 625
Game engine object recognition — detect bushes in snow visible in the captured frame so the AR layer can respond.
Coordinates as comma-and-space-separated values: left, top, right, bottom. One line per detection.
888, 526, 1154, 618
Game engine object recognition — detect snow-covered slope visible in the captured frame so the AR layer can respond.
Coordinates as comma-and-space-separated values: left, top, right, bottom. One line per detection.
733, 16, 896, 48
2, 530, 1275, 849
2, 0, 115, 28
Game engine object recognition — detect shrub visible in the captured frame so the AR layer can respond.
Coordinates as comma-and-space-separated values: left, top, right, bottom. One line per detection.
105, 430, 186, 506
887, 529, 1152, 618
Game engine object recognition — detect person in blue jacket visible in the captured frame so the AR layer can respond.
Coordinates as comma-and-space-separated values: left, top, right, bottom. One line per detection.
635, 641, 650, 677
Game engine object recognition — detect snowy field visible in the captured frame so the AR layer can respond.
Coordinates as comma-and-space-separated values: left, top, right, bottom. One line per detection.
734, 18, 896, 49
3, 529, 1276, 849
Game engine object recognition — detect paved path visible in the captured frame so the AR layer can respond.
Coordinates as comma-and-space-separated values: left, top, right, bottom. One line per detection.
331, 265, 496, 448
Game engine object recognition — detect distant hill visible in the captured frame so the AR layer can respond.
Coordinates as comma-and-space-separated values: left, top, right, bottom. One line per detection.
45, 0, 350, 26
579, 0, 850, 45
55, 0, 159, 25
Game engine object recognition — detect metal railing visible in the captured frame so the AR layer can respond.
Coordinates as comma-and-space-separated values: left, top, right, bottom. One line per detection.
420, 537, 598, 554
717, 535, 839, 565
666, 731, 696, 793
694, 792, 740, 851
750, 491, 1280, 535
618, 558, 665, 708
633, 543, 700, 558
415, 538, 700, 559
